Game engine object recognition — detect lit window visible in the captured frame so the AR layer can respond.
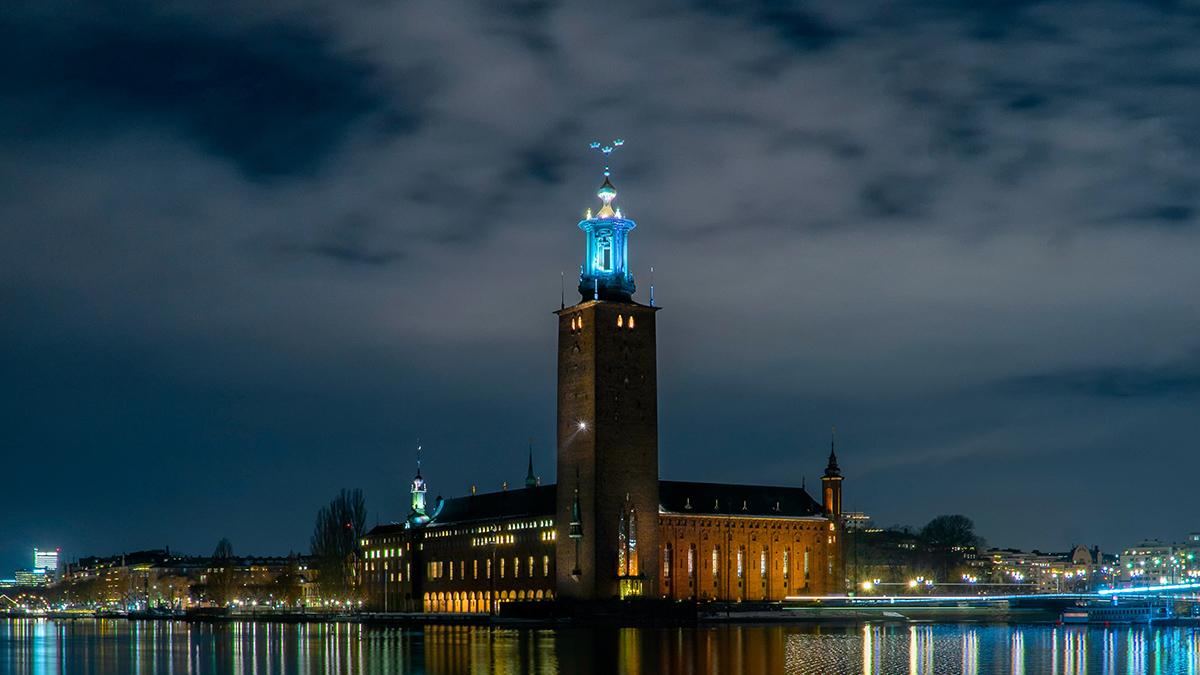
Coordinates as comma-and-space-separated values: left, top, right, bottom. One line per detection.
499, 558, 505, 579
528, 556, 535, 577
473, 560, 478, 579
617, 314, 624, 327
783, 549, 790, 581
760, 548, 767, 578
737, 547, 744, 580
664, 545, 672, 579
487, 559, 492, 579
629, 315, 635, 329
543, 555, 550, 577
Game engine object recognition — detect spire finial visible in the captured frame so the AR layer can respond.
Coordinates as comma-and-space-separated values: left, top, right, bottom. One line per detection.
560, 271, 565, 310
589, 139, 624, 219
525, 439, 537, 489
825, 426, 842, 477
416, 440, 422, 478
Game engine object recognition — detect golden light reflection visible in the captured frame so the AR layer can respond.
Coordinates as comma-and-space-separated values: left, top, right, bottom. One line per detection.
2, 618, 1200, 673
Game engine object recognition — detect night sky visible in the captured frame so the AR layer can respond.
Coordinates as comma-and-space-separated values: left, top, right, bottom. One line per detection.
3, 0, 1199, 575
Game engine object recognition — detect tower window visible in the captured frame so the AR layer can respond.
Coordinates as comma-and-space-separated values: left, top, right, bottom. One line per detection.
617, 314, 623, 327
596, 235, 613, 272
628, 315, 635, 329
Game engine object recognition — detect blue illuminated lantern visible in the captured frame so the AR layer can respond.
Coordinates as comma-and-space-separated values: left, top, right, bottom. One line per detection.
578, 175, 636, 301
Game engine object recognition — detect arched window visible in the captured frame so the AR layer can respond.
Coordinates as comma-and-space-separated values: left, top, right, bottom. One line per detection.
688, 545, 696, 587
616, 498, 639, 576
737, 547, 745, 580
617, 314, 624, 327
664, 544, 673, 580
596, 234, 613, 271
629, 315, 635, 329
783, 549, 790, 583
712, 547, 720, 587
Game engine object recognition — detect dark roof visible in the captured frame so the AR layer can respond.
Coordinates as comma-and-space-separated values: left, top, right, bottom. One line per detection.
365, 480, 825, 538
659, 480, 825, 518
366, 485, 557, 537
433, 484, 556, 525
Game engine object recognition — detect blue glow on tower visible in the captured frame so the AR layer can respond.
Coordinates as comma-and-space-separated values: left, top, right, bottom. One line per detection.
578, 140, 636, 302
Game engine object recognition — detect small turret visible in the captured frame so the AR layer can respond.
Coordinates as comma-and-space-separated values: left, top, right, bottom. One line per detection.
821, 427, 843, 518
407, 447, 431, 527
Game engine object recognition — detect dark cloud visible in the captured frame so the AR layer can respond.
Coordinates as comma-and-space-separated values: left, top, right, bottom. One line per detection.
1009, 359, 1200, 399
2, 0, 1200, 573
1, 3, 394, 178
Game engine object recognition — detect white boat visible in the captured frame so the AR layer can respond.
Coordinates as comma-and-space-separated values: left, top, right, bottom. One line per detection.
1061, 603, 1173, 625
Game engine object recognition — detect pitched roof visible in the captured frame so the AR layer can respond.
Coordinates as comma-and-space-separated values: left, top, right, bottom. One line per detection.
432, 484, 556, 526
658, 480, 825, 518
364, 479, 825, 538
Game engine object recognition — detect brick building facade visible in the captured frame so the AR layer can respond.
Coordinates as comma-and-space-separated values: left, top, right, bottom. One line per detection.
360, 162, 843, 611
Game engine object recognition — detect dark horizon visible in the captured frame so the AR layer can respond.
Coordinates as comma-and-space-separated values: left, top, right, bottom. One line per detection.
4, 0, 1199, 576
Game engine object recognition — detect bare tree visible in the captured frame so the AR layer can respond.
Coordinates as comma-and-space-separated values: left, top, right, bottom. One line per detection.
310, 489, 367, 602
208, 538, 236, 606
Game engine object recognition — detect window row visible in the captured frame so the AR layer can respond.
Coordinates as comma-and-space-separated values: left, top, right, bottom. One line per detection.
427, 555, 553, 581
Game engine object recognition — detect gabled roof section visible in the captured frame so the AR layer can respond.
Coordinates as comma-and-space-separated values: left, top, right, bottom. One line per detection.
659, 480, 825, 518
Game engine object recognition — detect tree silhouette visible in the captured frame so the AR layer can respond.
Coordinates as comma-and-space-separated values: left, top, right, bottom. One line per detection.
208, 537, 236, 606
310, 489, 367, 601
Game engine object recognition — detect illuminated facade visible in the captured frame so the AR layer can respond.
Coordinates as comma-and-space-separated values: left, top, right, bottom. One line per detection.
34, 548, 59, 574
360, 152, 844, 611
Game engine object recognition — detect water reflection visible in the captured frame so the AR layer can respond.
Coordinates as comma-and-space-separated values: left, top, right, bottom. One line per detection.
0, 619, 1198, 674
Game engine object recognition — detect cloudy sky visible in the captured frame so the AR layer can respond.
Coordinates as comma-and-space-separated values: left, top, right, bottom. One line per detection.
2, 0, 1199, 573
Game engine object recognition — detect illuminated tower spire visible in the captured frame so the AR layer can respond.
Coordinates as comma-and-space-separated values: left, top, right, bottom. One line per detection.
408, 444, 428, 525
578, 139, 636, 302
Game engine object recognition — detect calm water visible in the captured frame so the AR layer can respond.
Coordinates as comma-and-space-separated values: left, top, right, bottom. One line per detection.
2, 619, 1199, 674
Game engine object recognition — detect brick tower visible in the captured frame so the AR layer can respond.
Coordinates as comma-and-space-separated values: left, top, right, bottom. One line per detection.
556, 154, 659, 600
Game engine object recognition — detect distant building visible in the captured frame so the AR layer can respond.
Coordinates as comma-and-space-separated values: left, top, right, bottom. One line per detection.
34, 548, 59, 577
359, 164, 845, 613
1119, 535, 1200, 586
14, 569, 47, 586
980, 545, 1115, 592
56, 549, 317, 609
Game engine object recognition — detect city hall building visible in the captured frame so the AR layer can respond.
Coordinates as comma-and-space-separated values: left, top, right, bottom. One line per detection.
359, 165, 845, 612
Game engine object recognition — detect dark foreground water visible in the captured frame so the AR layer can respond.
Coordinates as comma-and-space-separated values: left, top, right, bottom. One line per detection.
1, 619, 1199, 674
